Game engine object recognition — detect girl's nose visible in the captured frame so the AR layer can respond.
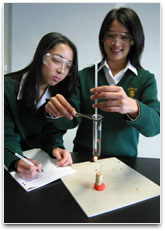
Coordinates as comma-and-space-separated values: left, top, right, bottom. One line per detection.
113, 36, 121, 44
56, 63, 65, 74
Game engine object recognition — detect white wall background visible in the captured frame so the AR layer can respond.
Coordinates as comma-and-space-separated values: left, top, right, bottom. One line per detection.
5, 2, 161, 158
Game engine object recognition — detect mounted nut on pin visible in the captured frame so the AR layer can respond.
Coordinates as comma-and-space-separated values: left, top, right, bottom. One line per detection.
94, 172, 105, 191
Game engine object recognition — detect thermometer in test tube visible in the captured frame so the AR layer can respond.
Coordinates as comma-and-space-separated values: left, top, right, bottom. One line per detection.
92, 63, 103, 162
92, 114, 103, 162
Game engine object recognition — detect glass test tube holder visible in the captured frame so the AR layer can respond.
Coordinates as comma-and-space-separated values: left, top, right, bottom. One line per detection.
92, 114, 103, 159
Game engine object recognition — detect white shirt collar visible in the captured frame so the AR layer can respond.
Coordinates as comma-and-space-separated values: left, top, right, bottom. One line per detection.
98, 59, 137, 76
17, 73, 27, 100
17, 72, 51, 109
125, 61, 138, 76
36, 88, 51, 109
98, 60, 137, 85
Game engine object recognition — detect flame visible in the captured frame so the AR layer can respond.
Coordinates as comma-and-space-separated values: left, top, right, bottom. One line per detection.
93, 156, 98, 162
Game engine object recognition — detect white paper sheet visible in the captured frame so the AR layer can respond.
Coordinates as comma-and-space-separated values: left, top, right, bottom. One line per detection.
9, 149, 77, 191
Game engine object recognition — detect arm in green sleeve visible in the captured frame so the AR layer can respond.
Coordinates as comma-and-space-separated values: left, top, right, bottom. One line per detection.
124, 74, 160, 137
4, 96, 24, 170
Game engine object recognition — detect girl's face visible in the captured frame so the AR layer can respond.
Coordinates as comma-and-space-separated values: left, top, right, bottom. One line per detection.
103, 19, 132, 64
41, 43, 74, 87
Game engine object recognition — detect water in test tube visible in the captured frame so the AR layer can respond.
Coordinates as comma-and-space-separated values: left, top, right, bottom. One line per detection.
92, 114, 103, 161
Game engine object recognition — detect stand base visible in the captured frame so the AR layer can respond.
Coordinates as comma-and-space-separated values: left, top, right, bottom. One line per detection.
94, 183, 105, 191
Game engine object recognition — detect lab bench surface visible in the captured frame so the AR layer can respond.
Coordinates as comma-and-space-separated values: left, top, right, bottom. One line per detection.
4, 152, 160, 223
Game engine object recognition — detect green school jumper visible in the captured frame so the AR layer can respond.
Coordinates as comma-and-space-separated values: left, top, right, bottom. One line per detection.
4, 75, 64, 170
53, 66, 160, 157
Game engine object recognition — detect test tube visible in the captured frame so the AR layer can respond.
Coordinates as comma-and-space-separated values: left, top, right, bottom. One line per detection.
92, 114, 103, 161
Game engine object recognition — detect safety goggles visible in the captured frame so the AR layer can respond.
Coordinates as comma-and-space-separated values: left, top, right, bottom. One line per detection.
43, 53, 74, 75
104, 31, 132, 42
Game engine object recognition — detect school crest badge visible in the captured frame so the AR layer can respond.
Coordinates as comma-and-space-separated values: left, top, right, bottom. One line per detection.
127, 87, 137, 98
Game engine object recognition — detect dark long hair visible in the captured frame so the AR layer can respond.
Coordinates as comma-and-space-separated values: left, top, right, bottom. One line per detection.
6, 32, 78, 110
99, 7, 144, 69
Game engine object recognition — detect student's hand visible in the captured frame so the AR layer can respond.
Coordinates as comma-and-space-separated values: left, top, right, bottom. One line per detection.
17, 159, 42, 179
52, 148, 73, 167
90, 86, 139, 119
45, 94, 77, 120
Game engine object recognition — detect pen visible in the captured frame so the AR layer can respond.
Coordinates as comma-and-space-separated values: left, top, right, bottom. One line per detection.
5, 147, 43, 171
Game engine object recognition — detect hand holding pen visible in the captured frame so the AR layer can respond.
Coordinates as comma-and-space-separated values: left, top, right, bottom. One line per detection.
5, 147, 43, 179
17, 158, 42, 179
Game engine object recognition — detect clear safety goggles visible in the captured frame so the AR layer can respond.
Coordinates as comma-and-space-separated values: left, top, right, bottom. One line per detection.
43, 53, 74, 74
104, 31, 132, 41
